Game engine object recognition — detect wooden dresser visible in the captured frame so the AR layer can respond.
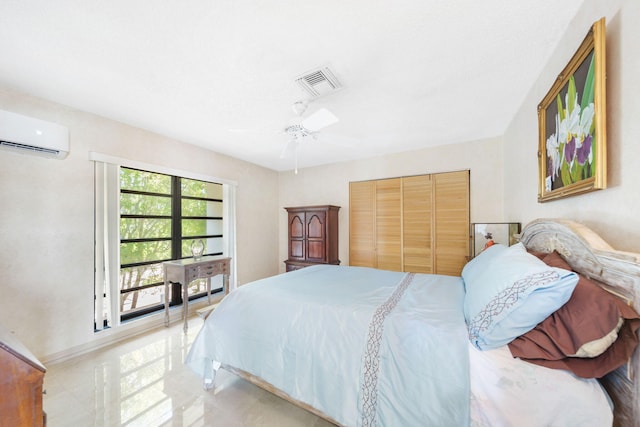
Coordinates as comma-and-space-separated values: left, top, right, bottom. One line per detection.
0, 324, 46, 427
284, 205, 340, 271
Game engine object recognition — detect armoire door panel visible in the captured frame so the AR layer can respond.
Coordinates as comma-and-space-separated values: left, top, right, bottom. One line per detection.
290, 240, 304, 259
307, 241, 326, 261
288, 213, 306, 260
290, 215, 304, 239
306, 213, 325, 239
376, 178, 402, 271
306, 212, 327, 262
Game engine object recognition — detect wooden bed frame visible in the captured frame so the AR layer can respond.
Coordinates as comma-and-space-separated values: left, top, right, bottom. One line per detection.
519, 219, 640, 427
218, 219, 640, 426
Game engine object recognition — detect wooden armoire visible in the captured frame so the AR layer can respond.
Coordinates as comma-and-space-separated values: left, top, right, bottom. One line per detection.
349, 170, 469, 276
284, 205, 340, 272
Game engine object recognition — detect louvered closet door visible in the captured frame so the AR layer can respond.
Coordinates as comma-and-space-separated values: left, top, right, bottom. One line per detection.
376, 178, 402, 271
402, 175, 433, 273
349, 172, 468, 275
433, 170, 470, 276
349, 181, 376, 267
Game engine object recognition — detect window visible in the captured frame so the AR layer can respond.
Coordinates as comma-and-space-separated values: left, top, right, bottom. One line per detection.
92, 152, 237, 332
119, 167, 225, 321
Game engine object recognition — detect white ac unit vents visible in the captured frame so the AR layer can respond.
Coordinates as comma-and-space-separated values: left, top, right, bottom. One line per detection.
0, 109, 69, 159
295, 66, 342, 99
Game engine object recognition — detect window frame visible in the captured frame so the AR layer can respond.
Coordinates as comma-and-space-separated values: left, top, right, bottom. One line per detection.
118, 167, 225, 322
92, 152, 237, 332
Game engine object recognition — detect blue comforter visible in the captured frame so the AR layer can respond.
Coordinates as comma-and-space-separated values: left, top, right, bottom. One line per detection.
186, 264, 470, 426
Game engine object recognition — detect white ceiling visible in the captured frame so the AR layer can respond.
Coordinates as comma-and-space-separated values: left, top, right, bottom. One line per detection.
0, 1, 586, 172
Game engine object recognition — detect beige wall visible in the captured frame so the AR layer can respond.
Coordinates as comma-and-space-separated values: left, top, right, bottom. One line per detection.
2, 0, 638, 362
0, 86, 279, 361
503, 0, 639, 252
278, 136, 505, 272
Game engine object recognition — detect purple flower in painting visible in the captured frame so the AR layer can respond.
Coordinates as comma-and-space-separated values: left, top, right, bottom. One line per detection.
564, 136, 576, 164
576, 134, 592, 165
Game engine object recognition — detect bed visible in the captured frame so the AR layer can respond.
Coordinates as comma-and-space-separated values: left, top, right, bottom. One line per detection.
185, 219, 640, 426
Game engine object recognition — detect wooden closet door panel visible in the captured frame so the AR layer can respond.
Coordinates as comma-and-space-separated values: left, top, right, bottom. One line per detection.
402, 175, 433, 273
376, 178, 402, 271
349, 181, 376, 267
433, 170, 470, 276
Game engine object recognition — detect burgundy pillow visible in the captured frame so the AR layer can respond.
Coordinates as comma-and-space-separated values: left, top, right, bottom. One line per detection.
509, 251, 640, 378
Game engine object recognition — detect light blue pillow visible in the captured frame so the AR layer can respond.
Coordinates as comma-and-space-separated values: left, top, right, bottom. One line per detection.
461, 243, 508, 290
463, 242, 578, 350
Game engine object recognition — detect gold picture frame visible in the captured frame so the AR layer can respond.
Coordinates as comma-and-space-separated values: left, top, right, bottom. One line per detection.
537, 18, 607, 202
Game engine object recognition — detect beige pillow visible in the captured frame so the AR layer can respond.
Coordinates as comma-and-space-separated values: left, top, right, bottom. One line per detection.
571, 317, 623, 358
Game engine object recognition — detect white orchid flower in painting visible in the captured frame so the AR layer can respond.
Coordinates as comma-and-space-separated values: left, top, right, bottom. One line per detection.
564, 91, 582, 134
562, 92, 582, 165
576, 103, 595, 165
579, 103, 594, 136
546, 119, 561, 180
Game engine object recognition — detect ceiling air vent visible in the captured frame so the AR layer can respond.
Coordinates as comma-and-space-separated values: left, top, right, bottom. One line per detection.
295, 66, 342, 99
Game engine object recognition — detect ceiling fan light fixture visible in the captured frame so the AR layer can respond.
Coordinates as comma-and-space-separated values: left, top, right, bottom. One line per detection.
284, 123, 312, 139
291, 101, 308, 116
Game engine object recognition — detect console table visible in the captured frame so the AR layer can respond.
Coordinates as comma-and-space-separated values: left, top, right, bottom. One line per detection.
163, 255, 231, 333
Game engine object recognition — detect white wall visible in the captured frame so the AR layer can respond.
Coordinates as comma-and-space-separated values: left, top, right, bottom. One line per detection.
278, 136, 505, 272
0, 86, 280, 361
503, 0, 639, 252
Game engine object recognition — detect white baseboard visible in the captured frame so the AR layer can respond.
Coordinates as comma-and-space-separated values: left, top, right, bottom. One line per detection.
41, 298, 221, 365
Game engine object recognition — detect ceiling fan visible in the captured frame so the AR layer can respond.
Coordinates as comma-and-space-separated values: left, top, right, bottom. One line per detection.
281, 101, 339, 174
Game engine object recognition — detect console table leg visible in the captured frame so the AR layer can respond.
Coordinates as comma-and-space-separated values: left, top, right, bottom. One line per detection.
183, 280, 189, 334
164, 276, 170, 327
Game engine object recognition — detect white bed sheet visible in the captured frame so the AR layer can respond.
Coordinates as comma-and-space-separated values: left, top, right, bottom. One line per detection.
469, 342, 613, 427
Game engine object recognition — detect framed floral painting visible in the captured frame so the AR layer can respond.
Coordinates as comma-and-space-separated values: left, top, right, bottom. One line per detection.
538, 17, 607, 202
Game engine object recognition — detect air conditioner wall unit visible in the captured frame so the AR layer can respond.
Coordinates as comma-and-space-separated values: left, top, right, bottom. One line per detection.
0, 109, 69, 159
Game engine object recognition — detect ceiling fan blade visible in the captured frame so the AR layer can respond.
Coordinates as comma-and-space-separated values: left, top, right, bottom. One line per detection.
301, 108, 339, 132
228, 127, 281, 134
315, 132, 358, 147
280, 139, 298, 159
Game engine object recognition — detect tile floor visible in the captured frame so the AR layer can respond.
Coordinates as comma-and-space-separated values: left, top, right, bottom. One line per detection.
43, 317, 334, 427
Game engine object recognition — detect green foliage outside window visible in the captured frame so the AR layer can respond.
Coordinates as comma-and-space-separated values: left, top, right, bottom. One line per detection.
119, 167, 222, 317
